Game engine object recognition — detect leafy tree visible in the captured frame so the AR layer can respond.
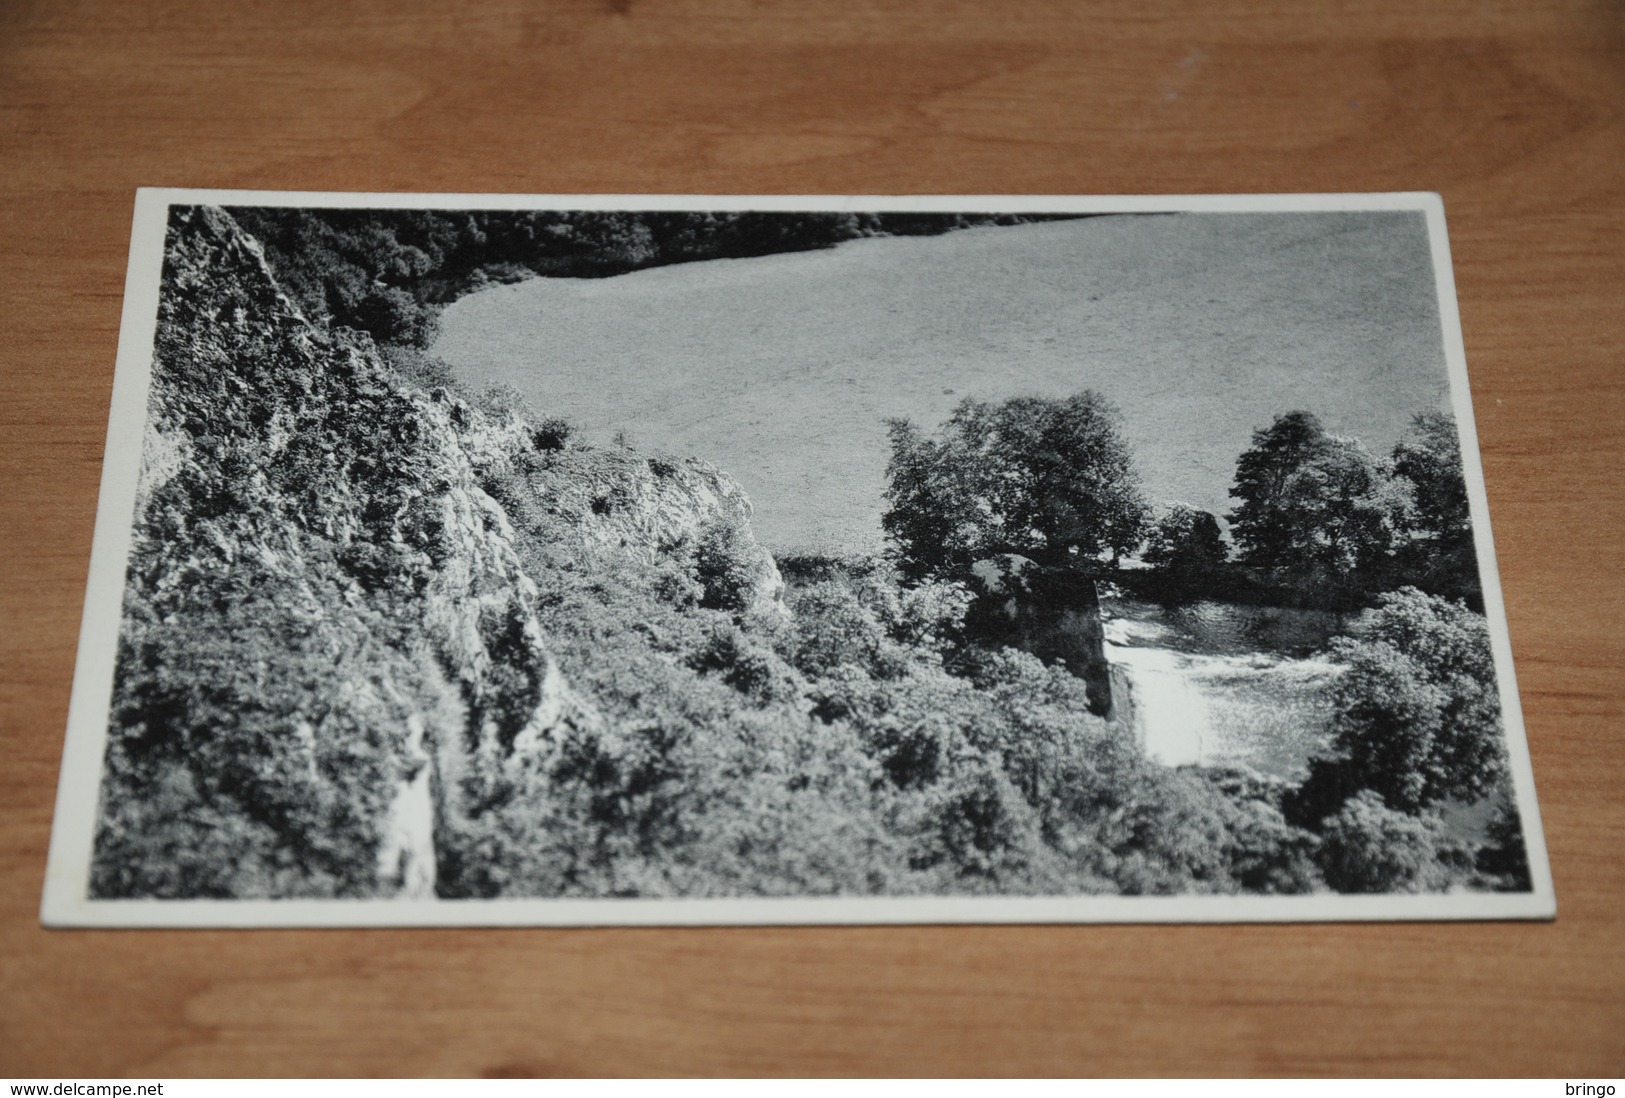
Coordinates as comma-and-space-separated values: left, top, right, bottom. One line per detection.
883, 392, 1149, 580
1315, 790, 1447, 893
1288, 587, 1506, 824
1228, 411, 1410, 597
1392, 411, 1480, 603
1277, 435, 1409, 585
1393, 412, 1469, 539
1143, 504, 1228, 601
1228, 411, 1329, 568
694, 519, 764, 615
879, 417, 984, 581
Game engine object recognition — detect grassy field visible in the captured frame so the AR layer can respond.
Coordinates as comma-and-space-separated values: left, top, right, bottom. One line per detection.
434, 211, 1451, 557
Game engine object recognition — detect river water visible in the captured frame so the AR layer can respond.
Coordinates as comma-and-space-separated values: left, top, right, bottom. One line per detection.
1101, 597, 1350, 779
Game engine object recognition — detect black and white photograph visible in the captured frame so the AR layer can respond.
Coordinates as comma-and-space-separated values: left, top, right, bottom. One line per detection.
42, 191, 1553, 925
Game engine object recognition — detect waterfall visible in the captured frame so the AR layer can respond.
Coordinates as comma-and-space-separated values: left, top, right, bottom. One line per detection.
1105, 633, 1211, 766
1102, 600, 1346, 775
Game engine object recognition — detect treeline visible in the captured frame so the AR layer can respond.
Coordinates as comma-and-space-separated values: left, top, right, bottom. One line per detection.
1139, 408, 1479, 608
1219, 409, 1479, 608
885, 395, 1482, 612
229, 206, 1081, 385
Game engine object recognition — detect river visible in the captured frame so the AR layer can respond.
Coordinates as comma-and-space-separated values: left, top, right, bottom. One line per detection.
1101, 597, 1349, 779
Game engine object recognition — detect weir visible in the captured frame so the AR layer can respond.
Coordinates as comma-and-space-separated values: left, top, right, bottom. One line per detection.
1096, 598, 1348, 771
1102, 633, 1209, 766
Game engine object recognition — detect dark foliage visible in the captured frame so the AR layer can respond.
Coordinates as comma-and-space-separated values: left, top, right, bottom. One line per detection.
1143, 505, 1229, 604
883, 392, 1150, 581
1230, 411, 1331, 569
1227, 409, 1483, 609
1228, 411, 1410, 604
1314, 790, 1446, 893
1475, 793, 1534, 891
1391, 411, 1481, 607
1288, 588, 1507, 824
1279, 587, 1525, 895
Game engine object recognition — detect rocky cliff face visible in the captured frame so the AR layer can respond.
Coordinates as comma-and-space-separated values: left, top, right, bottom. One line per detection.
91, 207, 776, 900
509, 446, 787, 619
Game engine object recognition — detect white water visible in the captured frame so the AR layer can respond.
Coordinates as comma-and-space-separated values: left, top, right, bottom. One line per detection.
1105, 618, 1211, 766
1104, 605, 1343, 775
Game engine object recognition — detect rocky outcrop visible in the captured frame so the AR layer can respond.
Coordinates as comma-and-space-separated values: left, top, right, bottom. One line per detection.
516, 446, 787, 619
93, 207, 608, 899
968, 557, 1114, 718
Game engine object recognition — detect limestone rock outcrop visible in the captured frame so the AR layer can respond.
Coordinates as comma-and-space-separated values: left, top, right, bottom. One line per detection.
516, 446, 788, 620
93, 207, 613, 899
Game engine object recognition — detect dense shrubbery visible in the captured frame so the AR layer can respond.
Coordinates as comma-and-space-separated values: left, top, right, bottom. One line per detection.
1313, 791, 1449, 893
1284, 587, 1528, 892
1142, 504, 1229, 605
94, 209, 454, 897
1297, 588, 1507, 819
400, 431, 1322, 896
96, 556, 406, 898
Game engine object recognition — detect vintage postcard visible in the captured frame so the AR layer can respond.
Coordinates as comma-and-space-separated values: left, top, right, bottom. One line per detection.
42, 191, 1553, 926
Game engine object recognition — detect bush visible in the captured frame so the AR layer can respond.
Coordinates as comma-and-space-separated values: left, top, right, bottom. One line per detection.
532, 417, 574, 451
377, 343, 455, 390
910, 768, 1053, 885
93, 561, 406, 898
1289, 587, 1505, 824
1143, 504, 1228, 603
1391, 411, 1481, 605
694, 519, 760, 615
1316, 791, 1445, 893
1475, 794, 1533, 892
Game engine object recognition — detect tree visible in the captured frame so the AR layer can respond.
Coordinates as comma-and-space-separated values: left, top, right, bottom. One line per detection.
1288, 587, 1507, 825
1228, 411, 1409, 597
1228, 411, 1328, 569
883, 392, 1149, 580
880, 417, 986, 581
1275, 435, 1409, 585
1143, 504, 1228, 601
1392, 411, 1480, 604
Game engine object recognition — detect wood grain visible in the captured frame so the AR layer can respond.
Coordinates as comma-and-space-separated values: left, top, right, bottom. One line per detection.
2, 0, 1622, 1077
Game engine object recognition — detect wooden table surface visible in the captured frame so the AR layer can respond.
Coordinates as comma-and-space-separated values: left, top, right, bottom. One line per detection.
3, 0, 1622, 1078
